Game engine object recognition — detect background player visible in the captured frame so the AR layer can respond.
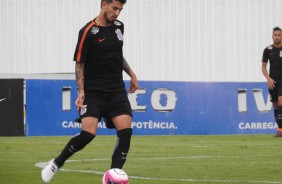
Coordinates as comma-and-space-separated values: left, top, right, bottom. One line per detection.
262, 27, 282, 137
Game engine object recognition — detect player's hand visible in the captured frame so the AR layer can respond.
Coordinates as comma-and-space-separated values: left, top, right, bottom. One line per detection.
75, 92, 86, 111
267, 78, 276, 90
128, 75, 139, 93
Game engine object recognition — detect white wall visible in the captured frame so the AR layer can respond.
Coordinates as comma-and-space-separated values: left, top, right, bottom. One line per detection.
1, 0, 281, 82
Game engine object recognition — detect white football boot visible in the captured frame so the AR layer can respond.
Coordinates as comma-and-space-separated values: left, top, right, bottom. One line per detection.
41, 159, 58, 183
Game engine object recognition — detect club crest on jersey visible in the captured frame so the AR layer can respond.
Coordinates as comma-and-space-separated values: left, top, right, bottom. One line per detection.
280, 51, 282, 57
114, 21, 121, 26
91, 27, 99, 35
115, 28, 123, 41
268, 46, 273, 50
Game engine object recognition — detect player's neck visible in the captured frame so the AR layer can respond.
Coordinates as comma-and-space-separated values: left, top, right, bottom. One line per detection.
273, 43, 282, 48
95, 15, 112, 27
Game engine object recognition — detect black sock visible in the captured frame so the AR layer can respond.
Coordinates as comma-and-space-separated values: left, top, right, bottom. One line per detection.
274, 109, 278, 123
278, 106, 282, 129
111, 128, 132, 169
54, 130, 95, 168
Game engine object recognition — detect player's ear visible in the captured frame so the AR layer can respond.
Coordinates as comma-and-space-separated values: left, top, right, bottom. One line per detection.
101, 1, 107, 9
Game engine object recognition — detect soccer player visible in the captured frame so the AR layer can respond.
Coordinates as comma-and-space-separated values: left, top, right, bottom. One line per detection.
262, 27, 282, 137
41, 0, 138, 182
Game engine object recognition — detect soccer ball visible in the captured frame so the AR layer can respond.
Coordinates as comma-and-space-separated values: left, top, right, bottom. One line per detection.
102, 168, 129, 184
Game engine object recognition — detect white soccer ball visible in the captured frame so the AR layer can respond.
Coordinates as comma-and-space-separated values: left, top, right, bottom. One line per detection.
102, 168, 129, 184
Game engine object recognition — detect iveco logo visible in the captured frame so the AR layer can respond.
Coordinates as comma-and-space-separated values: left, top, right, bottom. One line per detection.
0, 98, 7, 102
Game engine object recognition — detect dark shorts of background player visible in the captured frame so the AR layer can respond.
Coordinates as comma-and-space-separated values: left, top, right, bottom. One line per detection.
80, 90, 132, 128
269, 81, 282, 102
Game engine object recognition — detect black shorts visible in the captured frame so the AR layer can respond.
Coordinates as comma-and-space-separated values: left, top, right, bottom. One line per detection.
269, 81, 282, 102
79, 90, 132, 124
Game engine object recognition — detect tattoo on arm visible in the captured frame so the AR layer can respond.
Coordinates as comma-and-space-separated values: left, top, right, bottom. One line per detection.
75, 62, 84, 92
122, 57, 131, 74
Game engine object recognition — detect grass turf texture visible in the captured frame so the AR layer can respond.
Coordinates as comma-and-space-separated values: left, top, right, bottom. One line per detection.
0, 135, 282, 184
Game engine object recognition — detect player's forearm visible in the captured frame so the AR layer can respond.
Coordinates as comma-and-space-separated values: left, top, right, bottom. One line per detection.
75, 62, 85, 93
122, 57, 136, 78
261, 63, 271, 80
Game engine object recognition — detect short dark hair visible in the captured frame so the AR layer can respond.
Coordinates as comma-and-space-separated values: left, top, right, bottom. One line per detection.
101, 0, 127, 7
273, 27, 282, 32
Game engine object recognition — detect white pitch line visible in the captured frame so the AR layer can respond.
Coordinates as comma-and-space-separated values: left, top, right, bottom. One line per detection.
65, 154, 273, 162
66, 158, 109, 162
35, 156, 282, 184
40, 167, 282, 184
192, 146, 209, 148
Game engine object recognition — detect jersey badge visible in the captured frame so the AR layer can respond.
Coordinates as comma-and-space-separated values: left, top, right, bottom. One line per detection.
267, 46, 273, 50
280, 51, 282, 57
115, 28, 123, 41
91, 27, 99, 35
114, 21, 121, 26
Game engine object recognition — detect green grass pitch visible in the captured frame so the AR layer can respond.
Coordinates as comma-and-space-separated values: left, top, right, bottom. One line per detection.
1, 135, 282, 184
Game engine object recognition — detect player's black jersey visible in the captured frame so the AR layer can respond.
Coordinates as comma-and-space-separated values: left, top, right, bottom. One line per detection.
73, 19, 125, 93
262, 45, 282, 81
